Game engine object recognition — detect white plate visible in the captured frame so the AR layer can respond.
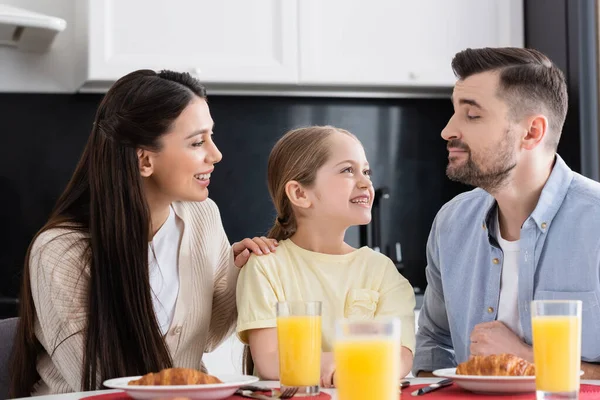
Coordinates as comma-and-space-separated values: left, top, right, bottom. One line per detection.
103, 374, 259, 400
433, 368, 584, 395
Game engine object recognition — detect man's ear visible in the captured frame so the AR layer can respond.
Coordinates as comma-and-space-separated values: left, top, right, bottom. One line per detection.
522, 114, 548, 150
285, 180, 312, 209
138, 149, 154, 177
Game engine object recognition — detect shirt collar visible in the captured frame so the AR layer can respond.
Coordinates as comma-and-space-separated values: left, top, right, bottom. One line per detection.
482, 154, 573, 233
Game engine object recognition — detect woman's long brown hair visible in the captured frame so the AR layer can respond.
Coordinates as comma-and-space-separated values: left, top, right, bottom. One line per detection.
10, 70, 207, 397
242, 125, 356, 376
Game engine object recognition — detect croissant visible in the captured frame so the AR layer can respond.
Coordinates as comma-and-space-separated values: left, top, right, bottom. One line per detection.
456, 354, 535, 376
128, 368, 222, 385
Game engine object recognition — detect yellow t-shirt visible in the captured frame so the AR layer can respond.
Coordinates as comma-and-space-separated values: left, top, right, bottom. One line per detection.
235, 239, 416, 353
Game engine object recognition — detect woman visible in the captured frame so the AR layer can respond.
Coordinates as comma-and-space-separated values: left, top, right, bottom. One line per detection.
236, 126, 415, 387
10, 70, 275, 396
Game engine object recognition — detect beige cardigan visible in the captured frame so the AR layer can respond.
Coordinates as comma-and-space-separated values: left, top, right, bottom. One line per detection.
29, 200, 239, 395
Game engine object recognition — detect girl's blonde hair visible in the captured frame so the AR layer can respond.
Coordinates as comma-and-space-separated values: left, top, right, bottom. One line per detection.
266, 125, 358, 241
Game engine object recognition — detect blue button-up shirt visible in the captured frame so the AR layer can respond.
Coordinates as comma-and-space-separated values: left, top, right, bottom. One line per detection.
413, 155, 600, 374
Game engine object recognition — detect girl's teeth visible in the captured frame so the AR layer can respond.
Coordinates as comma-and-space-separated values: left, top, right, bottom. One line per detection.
195, 173, 211, 180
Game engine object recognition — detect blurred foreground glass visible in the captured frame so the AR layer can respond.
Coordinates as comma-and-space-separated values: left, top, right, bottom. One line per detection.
334, 318, 401, 400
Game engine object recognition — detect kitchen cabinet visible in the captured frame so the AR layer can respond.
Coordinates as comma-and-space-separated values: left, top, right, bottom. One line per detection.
77, 0, 523, 91
82, 0, 298, 86
298, 0, 524, 87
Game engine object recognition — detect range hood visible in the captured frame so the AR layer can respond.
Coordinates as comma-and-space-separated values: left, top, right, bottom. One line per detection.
0, 4, 66, 52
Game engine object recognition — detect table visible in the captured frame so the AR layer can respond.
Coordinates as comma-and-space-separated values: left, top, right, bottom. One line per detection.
13, 379, 600, 400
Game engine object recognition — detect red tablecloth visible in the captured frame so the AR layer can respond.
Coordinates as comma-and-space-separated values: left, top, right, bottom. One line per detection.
82, 390, 332, 399
82, 384, 600, 400
399, 383, 600, 399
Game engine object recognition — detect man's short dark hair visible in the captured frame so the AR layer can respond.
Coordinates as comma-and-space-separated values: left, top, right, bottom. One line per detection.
452, 47, 568, 150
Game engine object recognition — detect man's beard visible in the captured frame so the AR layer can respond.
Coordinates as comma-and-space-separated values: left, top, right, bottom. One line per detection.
446, 133, 517, 193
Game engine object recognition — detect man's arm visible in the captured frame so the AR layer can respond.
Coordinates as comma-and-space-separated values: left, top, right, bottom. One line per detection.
469, 322, 600, 379
412, 217, 456, 376
581, 362, 600, 379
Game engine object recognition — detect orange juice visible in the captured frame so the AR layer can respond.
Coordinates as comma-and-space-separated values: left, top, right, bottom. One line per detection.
277, 315, 322, 386
334, 337, 399, 400
532, 315, 581, 392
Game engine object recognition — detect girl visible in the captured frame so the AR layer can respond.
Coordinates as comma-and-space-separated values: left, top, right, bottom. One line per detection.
10, 70, 275, 396
236, 126, 415, 387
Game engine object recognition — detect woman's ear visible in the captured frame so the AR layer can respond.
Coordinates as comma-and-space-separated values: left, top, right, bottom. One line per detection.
138, 149, 154, 177
285, 180, 312, 209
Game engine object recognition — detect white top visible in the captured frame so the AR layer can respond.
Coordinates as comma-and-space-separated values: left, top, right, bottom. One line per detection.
495, 215, 523, 338
148, 206, 183, 335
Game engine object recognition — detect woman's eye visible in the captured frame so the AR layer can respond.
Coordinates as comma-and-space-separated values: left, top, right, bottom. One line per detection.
192, 141, 205, 147
342, 167, 353, 173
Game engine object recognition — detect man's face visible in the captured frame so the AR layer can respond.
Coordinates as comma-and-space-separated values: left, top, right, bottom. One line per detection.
442, 71, 520, 192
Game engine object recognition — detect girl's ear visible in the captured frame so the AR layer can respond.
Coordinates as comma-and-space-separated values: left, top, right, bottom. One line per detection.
285, 180, 312, 209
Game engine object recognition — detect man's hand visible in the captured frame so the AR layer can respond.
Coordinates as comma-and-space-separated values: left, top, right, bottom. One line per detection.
470, 321, 533, 362
232, 236, 278, 268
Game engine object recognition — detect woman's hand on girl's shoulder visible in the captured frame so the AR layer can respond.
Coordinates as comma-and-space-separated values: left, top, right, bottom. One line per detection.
232, 236, 279, 268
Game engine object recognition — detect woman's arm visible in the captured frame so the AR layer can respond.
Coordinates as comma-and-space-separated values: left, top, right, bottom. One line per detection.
30, 230, 92, 391
205, 202, 276, 352
205, 231, 239, 352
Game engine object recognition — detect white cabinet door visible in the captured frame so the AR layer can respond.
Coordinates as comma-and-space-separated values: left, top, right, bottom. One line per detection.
86, 0, 298, 84
298, 0, 523, 87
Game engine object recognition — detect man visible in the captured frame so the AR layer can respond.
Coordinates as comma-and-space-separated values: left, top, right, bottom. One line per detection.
413, 47, 600, 378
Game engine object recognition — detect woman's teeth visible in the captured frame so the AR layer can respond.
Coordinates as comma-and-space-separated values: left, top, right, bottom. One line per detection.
195, 173, 211, 180
350, 198, 369, 204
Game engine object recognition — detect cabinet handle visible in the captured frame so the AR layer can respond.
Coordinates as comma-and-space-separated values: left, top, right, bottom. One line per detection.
395, 242, 403, 263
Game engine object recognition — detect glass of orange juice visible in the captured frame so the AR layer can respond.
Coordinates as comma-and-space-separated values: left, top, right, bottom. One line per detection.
532, 300, 582, 400
334, 318, 401, 400
276, 301, 322, 396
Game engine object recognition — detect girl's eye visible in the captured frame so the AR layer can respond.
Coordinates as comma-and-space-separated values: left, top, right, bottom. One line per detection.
467, 114, 480, 120
342, 167, 354, 173
192, 141, 205, 147
364, 169, 372, 177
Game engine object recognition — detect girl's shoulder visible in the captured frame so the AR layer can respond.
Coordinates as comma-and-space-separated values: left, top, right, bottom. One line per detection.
246, 239, 294, 268
354, 245, 394, 264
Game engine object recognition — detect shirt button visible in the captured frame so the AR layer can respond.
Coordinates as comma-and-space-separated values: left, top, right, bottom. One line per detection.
482, 222, 486, 230
173, 327, 182, 335
487, 307, 494, 313
541, 222, 548, 229
492, 258, 500, 264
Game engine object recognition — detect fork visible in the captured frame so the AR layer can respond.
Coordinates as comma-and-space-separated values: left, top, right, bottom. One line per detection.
237, 386, 299, 399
